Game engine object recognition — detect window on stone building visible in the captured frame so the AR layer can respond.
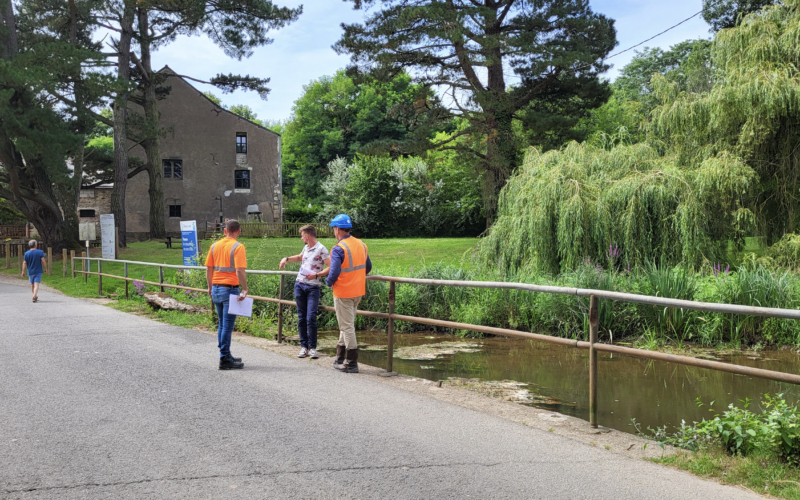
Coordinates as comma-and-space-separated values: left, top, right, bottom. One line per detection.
236, 133, 247, 154
235, 170, 250, 189
169, 205, 182, 218
163, 159, 183, 179
79, 209, 96, 218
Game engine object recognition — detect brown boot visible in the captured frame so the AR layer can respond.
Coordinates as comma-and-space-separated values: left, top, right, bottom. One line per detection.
333, 345, 346, 369
335, 349, 359, 373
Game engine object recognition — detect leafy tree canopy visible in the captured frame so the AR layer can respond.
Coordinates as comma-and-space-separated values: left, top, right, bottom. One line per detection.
652, 0, 800, 241
282, 70, 433, 206
702, 0, 777, 32
334, 0, 617, 222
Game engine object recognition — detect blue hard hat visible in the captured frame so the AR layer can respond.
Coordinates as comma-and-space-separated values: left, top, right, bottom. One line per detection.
329, 214, 353, 228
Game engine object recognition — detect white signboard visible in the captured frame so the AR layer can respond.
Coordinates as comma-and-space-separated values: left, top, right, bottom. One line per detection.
79, 222, 96, 241
100, 214, 116, 260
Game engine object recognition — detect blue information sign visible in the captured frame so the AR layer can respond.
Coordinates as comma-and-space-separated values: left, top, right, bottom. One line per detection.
180, 220, 199, 265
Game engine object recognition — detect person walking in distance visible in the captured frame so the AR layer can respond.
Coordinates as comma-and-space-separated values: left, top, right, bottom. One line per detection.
324, 214, 371, 373
21, 240, 47, 303
279, 225, 330, 359
206, 220, 249, 370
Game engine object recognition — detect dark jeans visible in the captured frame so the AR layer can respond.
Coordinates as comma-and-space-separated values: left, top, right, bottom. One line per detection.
212, 285, 240, 358
294, 282, 321, 349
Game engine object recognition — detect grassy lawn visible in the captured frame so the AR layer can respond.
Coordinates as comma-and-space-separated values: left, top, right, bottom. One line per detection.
1, 237, 479, 299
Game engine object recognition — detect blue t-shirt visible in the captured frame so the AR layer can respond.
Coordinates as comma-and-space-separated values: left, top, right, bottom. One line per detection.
24, 249, 45, 275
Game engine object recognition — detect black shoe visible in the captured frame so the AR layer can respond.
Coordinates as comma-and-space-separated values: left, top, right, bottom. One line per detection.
230, 355, 242, 362
219, 356, 244, 370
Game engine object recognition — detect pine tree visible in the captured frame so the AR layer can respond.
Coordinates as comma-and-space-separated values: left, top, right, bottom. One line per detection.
334, 0, 617, 223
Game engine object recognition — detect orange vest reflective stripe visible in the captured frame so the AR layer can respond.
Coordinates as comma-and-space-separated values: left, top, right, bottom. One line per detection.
332, 236, 368, 298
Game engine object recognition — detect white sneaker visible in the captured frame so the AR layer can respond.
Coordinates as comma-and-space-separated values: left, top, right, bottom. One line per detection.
298, 347, 309, 358
309, 349, 319, 359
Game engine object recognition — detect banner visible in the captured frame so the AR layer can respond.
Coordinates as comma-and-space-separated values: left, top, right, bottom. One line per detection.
100, 214, 115, 260
180, 220, 199, 266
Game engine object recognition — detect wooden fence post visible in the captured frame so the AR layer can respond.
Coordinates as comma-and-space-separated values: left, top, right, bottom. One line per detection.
159, 266, 164, 293
62, 248, 67, 278
589, 294, 599, 429
17, 244, 23, 272
5, 243, 9, 269
124, 262, 129, 299
70, 250, 75, 278
47, 247, 52, 275
98, 260, 102, 296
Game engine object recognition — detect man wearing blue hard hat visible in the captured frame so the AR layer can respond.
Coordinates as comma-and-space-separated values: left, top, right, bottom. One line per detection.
315, 214, 372, 373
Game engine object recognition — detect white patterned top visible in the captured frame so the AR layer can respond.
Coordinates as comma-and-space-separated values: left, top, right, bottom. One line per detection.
296, 242, 330, 287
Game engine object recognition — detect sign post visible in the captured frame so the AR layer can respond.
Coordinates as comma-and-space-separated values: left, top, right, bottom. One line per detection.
100, 214, 115, 260
180, 220, 199, 266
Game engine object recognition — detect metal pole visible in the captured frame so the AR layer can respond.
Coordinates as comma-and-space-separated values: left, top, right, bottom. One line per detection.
98, 260, 103, 296
82, 252, 87, 284
589, 294, 599, 429
124, 262, 129, 299
70, 250, 75, 278
159, 266, 164, 293
277, 275, 284, 343
62, 248, 67, 278
387, 281, 396, 374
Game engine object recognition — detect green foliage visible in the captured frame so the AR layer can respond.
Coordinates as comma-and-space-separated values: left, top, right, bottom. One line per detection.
319, 155, 483, 238
281, 71, 430, 206
702, 0, 777, 32
480, 141, 756, 275
643, 394, 800, 469
335, 0, 618, 222
652, 0, 800, 242
228, 104, 262, 124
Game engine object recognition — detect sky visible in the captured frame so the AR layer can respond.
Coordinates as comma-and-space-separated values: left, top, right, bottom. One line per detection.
151, 0, 714, 123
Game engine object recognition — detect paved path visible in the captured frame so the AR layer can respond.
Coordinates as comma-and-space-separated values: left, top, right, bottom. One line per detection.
0, 282, 762, 499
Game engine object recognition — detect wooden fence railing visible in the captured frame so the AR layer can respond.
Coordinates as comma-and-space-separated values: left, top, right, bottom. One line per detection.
73, 256, 800, 430
0, 225, 26, 239
207, 222, 334, 239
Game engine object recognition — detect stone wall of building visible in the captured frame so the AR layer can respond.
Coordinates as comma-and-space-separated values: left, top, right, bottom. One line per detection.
77, 187, 112, 239
124, 67, 282, 236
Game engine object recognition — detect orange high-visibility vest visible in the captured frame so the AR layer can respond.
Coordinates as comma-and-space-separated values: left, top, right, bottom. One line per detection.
332, 236, 368, 298
207, 238, 245, 285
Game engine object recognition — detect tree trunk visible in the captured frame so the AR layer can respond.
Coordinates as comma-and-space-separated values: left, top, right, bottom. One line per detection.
0, 0, 18, 59
111, 1, 135, 248
482, 112, 516, 226
138, 9, 166, 239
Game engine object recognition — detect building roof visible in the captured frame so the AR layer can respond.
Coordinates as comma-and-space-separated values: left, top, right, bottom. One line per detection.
157, 66, 281, 138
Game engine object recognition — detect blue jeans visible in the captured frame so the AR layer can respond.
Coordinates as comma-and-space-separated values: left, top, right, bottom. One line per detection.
212, 285, 239, 358
294, 282, 321, 349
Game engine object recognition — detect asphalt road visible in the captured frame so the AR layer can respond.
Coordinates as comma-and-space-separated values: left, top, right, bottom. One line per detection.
0, 282, 762, 499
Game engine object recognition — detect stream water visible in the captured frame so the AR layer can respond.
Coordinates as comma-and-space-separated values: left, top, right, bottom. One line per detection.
318, 331, 800, 435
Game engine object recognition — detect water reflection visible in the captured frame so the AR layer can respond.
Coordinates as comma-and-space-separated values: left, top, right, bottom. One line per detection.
319, 331, 800, 435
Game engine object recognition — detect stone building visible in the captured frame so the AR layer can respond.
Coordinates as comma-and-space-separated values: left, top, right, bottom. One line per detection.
77, 185, 112, 240
121, 66, 282, 239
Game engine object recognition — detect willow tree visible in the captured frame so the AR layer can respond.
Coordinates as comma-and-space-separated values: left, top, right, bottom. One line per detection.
334, 0, 617, 223
652, 0, 800, 242
480, 142, 756, 275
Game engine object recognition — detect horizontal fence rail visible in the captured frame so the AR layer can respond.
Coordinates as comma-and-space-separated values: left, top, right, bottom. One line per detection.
206, 222, 334, 239
73, 256, 800, 428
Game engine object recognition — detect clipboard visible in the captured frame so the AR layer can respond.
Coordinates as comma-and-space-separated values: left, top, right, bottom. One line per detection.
228, 294, 253, 317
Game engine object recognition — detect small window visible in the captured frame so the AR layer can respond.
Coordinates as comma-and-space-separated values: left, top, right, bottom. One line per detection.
169, 205, 182, 218
235, 170, 250, 189
236, 133, 247, 154
79, 209, 96, 218
163, 159, 182, 179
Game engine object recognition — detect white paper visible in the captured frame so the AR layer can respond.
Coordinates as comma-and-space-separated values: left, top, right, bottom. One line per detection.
228, 295, 253, 317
